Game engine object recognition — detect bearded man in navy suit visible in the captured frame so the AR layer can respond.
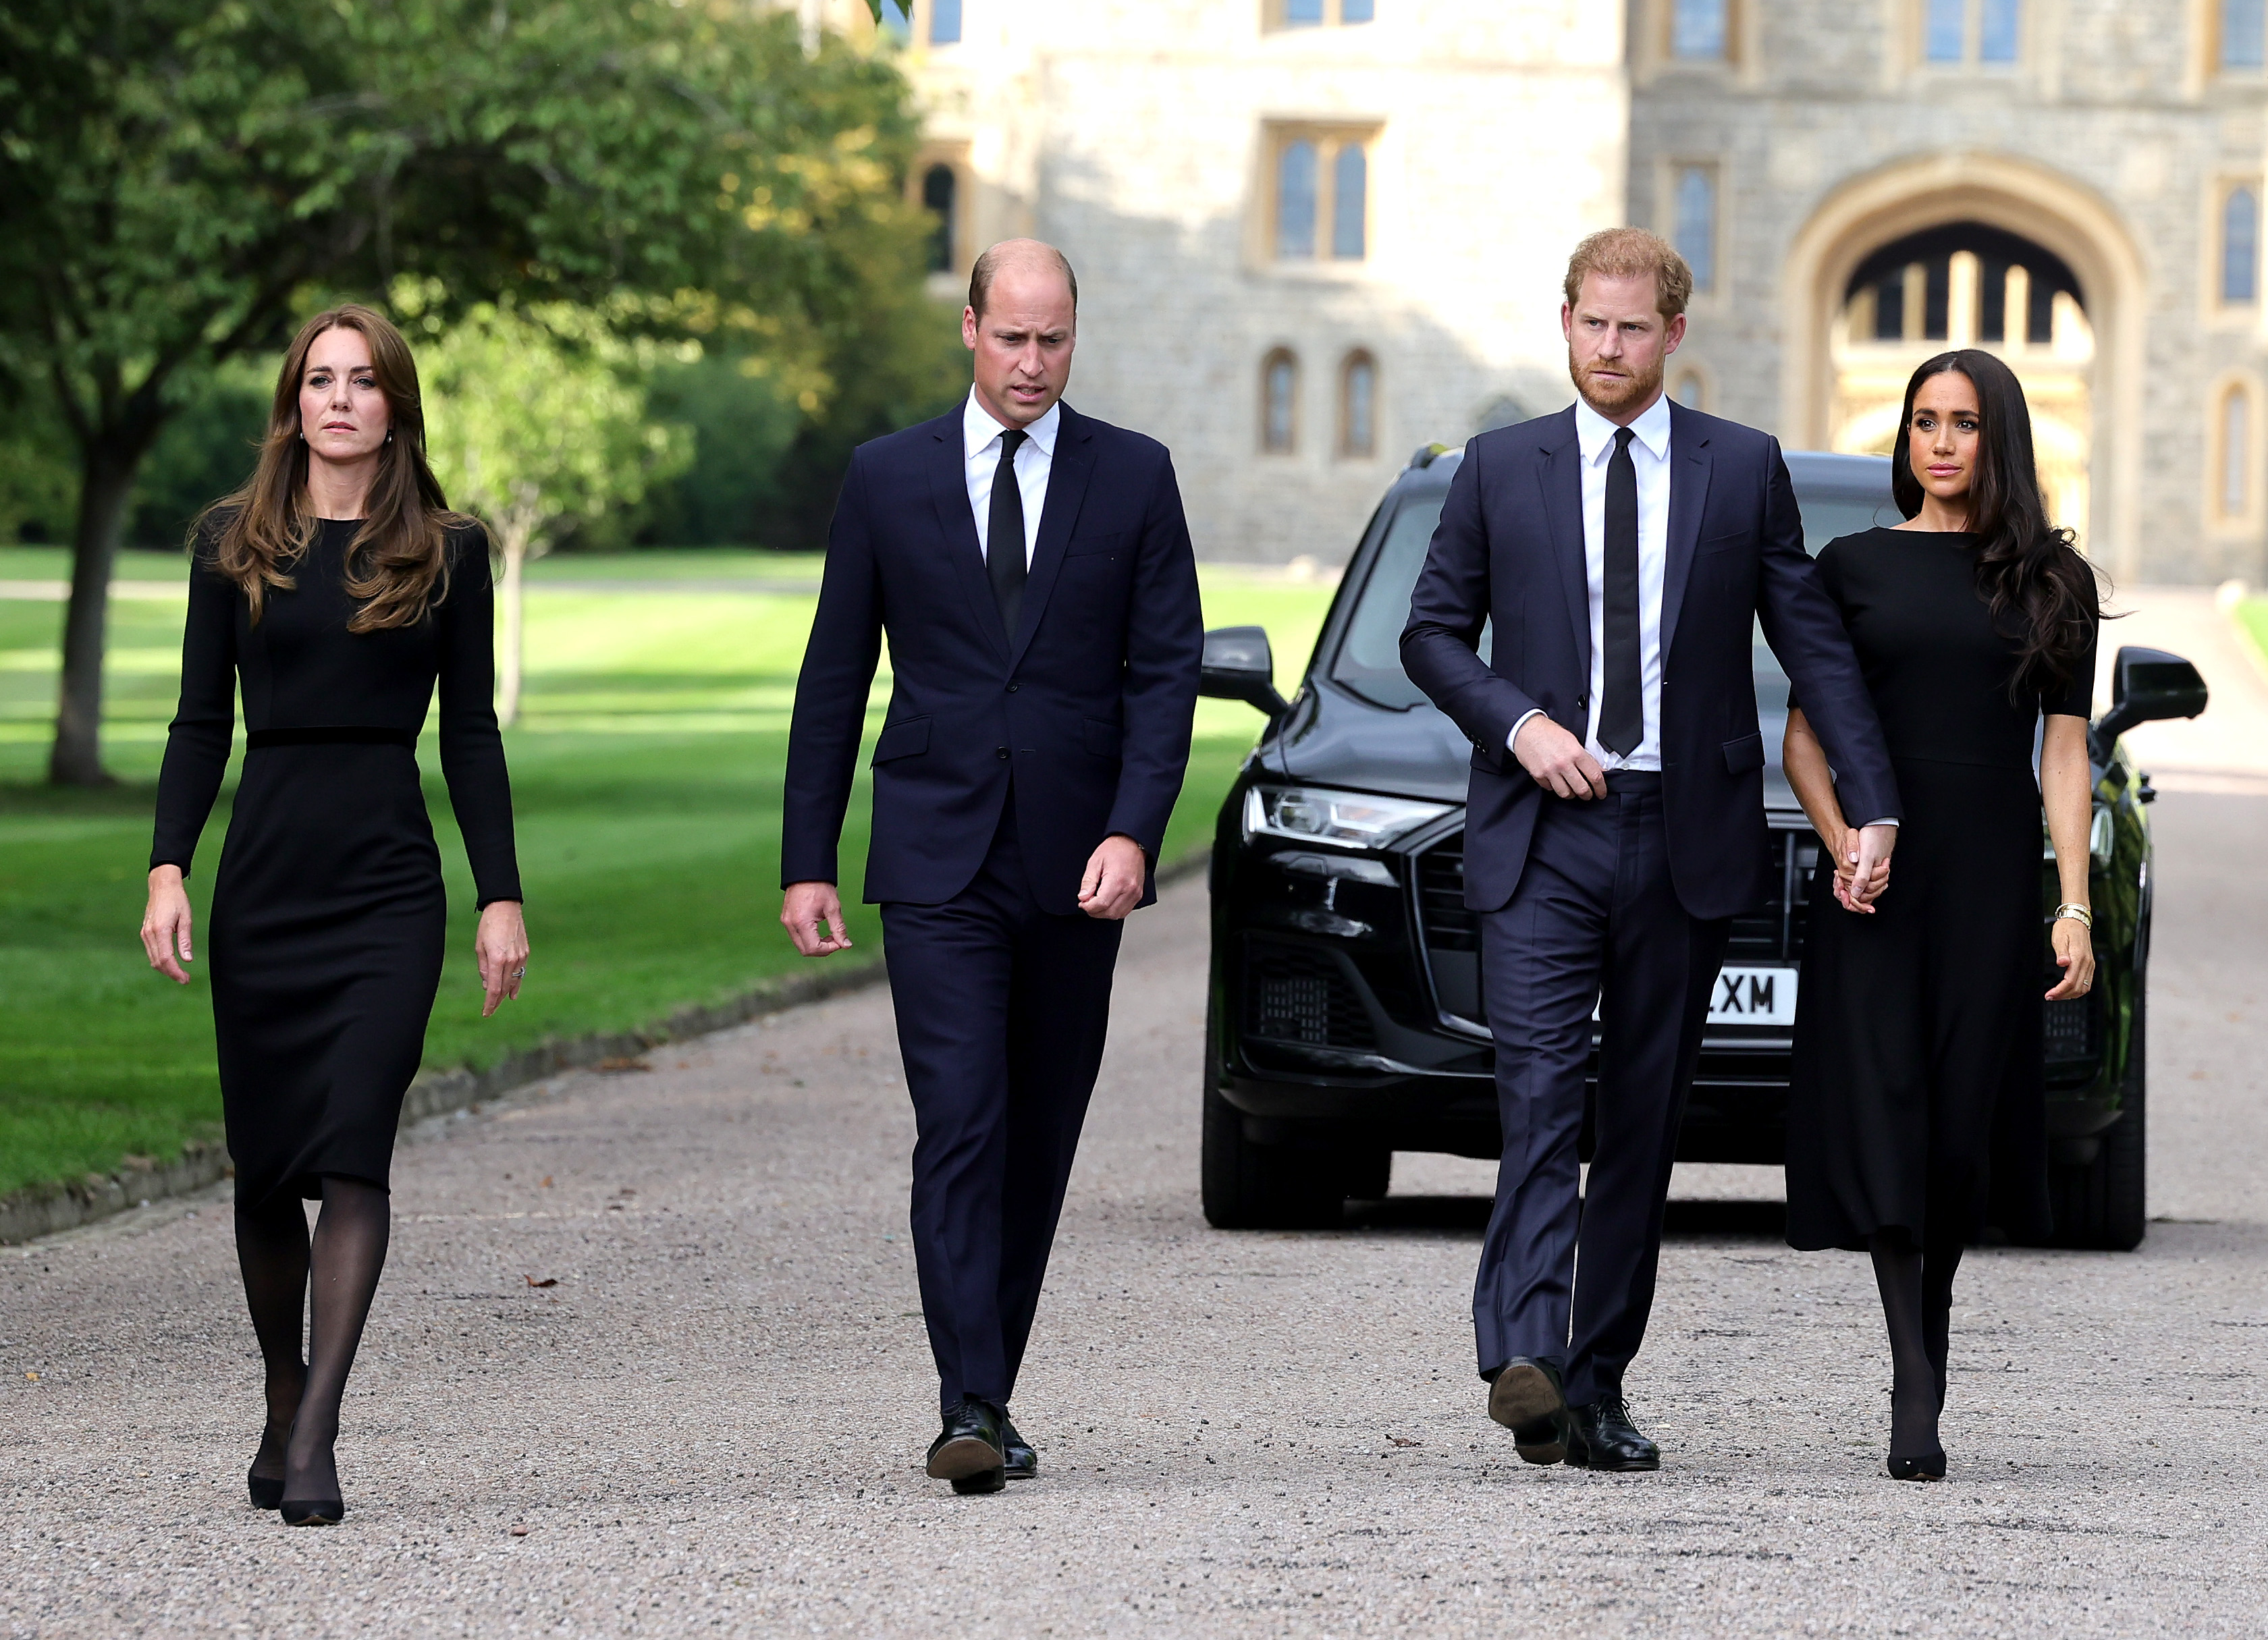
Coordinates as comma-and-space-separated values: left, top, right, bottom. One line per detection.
1402, 229, 1901, 1472
780, 239, 1202, 1496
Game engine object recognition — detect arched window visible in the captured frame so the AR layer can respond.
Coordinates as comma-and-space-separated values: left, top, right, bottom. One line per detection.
1262, 350, 1299, 454
2222, 386, 2252, 518
1332, 144, 1368, 261
2225, 0, 2268, 70
1671, 371, 1706, 410
2225, 186, 2259, 304
1671, 0, 1727, 60
929, 0, 962, 44
1339, 351, 1377, 458
1673, 165, 1717, 293
1276, 142, 1318, 261
921, 164, 956, 274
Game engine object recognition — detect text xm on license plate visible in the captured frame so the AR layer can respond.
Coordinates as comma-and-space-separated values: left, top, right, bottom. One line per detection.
1707, 966, 1798, 1026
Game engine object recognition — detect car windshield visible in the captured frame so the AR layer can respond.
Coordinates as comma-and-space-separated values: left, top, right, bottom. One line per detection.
1328, 476, 1898, 715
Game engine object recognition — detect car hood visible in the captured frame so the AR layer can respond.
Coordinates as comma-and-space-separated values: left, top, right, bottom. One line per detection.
1271, 682, 1802, 815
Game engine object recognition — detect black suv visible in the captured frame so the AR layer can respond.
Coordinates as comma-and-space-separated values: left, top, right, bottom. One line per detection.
1198, 446, 2207, 1250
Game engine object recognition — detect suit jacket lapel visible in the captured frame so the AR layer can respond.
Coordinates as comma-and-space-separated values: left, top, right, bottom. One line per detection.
1009, 402, 1096, 668
1659, 401, 1712, 661
926, 414, 1010, 667
1534, 409, 1590, 686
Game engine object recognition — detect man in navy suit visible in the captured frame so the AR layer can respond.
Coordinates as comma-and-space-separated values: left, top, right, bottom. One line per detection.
780, 239, 1202, 1495
1401, 229, 1901, 1472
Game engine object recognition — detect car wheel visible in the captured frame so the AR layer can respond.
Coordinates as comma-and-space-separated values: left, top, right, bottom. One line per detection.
2047, 989, 2147, 1252
1200, 999, 1351, 1230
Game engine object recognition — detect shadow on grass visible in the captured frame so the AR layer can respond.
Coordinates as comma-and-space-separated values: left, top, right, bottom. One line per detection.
0, 781, 161, 819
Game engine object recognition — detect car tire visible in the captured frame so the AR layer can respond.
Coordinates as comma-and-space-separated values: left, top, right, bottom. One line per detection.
1200, 1000, 1351, 1230
2046, 989, 2147, 1252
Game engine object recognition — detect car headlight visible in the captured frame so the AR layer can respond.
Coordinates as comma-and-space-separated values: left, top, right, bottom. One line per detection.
1243, 786, 1454, 850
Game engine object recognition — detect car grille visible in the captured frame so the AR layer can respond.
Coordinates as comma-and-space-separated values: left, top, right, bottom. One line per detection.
1727, 828, 1814, 962
1415, 842, 1478, 952
1243, 938, 1378, 1050
2043, 995, 2098, 1063
1418, 828, 1815, 964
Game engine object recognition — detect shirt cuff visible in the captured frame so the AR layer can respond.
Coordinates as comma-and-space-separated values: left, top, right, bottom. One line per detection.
1858, 817, 1898, 828
1507, 709, 1544, 752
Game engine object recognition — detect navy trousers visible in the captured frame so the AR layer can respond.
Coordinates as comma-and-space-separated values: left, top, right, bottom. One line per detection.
1472, 773, 1729, 1406
880, 804, 1123, 1413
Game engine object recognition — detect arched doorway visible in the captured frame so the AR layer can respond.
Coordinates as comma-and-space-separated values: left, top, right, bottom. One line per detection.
1830, 221, 2095, 544
1781, 155, 2146, 578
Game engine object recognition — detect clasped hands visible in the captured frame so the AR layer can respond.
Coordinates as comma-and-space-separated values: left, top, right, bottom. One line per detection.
780, 834, 1148, 956
1511, 715, 1895, 914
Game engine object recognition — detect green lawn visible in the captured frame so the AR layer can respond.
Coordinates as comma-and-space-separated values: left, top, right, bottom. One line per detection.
0, 560, 1334, 1198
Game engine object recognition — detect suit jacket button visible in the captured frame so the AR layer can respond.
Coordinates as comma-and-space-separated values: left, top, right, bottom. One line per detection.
996, 746, 1010, 759
1006, 682, 1019, 692
1576, 694, 1588, 708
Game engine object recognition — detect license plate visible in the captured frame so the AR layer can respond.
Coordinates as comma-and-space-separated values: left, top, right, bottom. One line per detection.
1708, 965, 1797, 1025
1589, 965, 1800, 1025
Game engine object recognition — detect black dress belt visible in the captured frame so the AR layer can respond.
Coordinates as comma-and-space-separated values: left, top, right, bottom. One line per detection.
246, 726, 416, 750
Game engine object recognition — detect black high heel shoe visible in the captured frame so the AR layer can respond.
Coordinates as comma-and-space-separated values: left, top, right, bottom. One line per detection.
278, 1496, 346, 1526
1887, 1449, 1947, 1481
247, 1467, 285, 1511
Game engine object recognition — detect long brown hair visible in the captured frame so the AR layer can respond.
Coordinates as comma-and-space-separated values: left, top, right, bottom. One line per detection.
200, 304, 463, 630
1889, 348, 2101, 699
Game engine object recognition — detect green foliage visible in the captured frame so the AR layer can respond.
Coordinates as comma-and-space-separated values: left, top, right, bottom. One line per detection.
0, 0, 947, 772
126, 362, 271, 548
417, 296, 695, 559
635, 353, 805, 547
0, 389, 74, 545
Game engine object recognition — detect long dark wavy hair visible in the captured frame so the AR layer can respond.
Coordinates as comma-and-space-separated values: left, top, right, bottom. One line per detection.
1890, 348, 2101, 701
198, 304, 464, 630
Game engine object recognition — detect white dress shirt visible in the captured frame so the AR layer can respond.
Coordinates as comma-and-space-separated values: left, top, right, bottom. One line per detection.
963, 389, 1058, 569
1509, 391, 1672, 771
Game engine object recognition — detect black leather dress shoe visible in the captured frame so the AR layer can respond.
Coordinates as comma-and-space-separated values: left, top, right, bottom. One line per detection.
1563, 1391, 1660, 1472
1000, 1417, 1036, 1481
1485, 1357, 1569, 1466
925, 1399, 1006, 1495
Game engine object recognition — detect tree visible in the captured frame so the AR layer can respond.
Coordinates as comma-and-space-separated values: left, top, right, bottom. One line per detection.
417, 298, 692, 727
0, 0, 932, 783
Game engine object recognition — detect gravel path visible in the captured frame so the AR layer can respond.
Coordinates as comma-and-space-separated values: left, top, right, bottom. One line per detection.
5, 792, 2263, 1639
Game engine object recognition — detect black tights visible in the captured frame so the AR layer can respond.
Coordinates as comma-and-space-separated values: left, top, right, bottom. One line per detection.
235, 1177, 391, 1500
1868, 1228, 1963, 1458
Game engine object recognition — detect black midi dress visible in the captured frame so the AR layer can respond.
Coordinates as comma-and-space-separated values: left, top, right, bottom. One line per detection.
151, 518, 521, 1207
1784, 527, 2096, 1251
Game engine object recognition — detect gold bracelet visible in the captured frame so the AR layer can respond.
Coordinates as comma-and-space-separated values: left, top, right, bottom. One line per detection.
2053, 902, 2092, 930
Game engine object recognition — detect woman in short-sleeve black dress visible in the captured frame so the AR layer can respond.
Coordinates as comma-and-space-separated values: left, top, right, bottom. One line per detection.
1783, 350, 2100, 1482
142, 305, 528, 1525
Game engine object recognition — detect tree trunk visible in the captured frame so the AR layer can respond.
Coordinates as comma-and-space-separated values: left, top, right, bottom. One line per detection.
496, 523, 530, 728
48, 445, 139, 786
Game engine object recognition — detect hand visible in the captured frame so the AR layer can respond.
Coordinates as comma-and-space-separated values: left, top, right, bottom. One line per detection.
2045, 914, 2095, 1000
1834, 823, 1896, 914
141, 865, 194, 984
781, 880, 853, 956
1512, 715, 1606, 800
1831, 823, 1894, 913
1078, 835, 1147, 920
475, 900, 529, 1017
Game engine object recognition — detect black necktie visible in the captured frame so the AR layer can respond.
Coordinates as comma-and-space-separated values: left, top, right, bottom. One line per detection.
1597, 425, 1643, 758
987, 429, 1029, 640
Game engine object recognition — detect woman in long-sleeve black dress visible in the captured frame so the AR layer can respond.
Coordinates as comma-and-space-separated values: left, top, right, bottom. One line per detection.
1782, 349, 2099, 1482
140, 304, 528, 1525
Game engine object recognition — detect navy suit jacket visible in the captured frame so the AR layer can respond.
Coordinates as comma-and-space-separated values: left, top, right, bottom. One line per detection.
1400, 401, 1900, 922
781, 402, 1204, 915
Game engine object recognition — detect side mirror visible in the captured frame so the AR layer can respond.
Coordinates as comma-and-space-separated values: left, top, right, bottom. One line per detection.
2093, 646, 2208, 748
1199, 624, 1290, 721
